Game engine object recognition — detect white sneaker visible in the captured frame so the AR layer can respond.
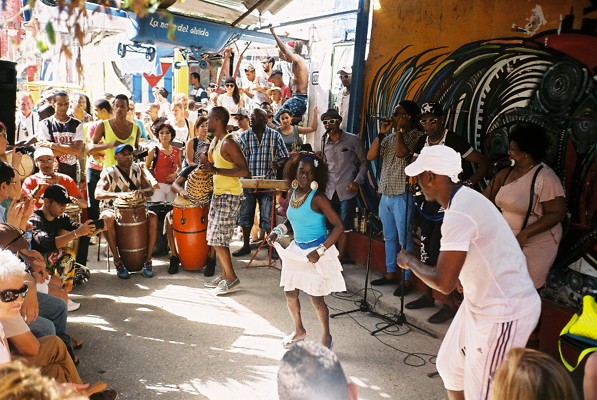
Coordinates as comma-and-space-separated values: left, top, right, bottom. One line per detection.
213, 278, 240, 296
204, 276, 223, 288
67, 300, 81, 312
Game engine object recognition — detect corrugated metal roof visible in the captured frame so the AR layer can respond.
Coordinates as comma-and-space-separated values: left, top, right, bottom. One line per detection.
166, 0, 292, 27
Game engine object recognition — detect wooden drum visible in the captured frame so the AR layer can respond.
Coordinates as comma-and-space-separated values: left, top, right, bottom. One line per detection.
114, 197, 147, 272
172, 196, 209, 271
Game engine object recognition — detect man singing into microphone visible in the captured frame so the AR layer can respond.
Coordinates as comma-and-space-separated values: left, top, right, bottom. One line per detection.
366, 101, 423, 296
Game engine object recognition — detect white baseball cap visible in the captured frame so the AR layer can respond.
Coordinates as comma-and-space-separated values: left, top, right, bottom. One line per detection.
405, 145, 462, 183
34, 147, 54, 160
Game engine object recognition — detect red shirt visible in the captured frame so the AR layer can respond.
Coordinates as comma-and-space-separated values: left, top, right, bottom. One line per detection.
22, 173, 82, 210
153, 146, 180, 183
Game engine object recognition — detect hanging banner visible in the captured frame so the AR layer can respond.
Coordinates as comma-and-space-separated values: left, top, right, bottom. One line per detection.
129, 12, 234, 52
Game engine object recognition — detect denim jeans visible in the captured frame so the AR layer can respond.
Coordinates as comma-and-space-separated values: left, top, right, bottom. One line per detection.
30, 292, 68, 337
29, 316, 57, 337
237, 189, 273, 231
379, 192, 413, 279
328, 193, 356, 232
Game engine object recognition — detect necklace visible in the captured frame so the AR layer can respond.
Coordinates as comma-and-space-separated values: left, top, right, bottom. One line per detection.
290, 189, 311, 208
512, 163, 537, 182
428, 131, 446, 146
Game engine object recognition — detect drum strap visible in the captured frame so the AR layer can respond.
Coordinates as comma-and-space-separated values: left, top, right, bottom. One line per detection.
115, 166, 139, 191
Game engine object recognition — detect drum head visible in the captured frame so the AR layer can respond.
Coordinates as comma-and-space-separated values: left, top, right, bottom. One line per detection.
173, 195, 193, 207
7, 153, 34, 178
114, 196, 146, 208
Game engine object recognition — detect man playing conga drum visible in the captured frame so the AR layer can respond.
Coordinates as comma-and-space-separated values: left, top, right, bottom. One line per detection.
200, 107, 250, 295
165, 158, 217, 275
95, 144, 158, 279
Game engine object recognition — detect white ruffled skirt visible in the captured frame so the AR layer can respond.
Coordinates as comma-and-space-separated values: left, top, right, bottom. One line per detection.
274, 241, 347, 297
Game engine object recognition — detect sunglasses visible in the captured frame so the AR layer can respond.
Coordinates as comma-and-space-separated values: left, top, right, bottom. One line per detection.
1, 230, 27, 251
225, 84, 235, 88
322, 119, 339, 125
340, 74, 351, 79
420, 118, 439, 126
0, 284, 28, 303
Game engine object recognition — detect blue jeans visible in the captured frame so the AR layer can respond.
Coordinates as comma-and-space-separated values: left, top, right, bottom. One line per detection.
30, 293, 68, 337
379, 193, 413, 279
237, 190, 273, 231
29, 316, 57, 337
328, 193, 356, 232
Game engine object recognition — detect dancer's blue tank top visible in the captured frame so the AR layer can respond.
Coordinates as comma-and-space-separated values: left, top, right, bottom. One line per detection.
287, 190, 327, 245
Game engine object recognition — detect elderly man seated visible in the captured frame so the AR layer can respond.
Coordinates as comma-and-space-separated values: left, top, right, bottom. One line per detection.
95, 144, 157, 279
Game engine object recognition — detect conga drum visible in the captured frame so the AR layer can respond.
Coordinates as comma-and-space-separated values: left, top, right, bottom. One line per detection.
114, 197, 147, 272
172, 196, 209, 271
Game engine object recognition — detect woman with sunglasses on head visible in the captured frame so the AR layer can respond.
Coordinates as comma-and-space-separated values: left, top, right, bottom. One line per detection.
217, 77, 244, 128
267, 152, 346, 350
146, 123, 181, 203
277, 107, 318, 154
184, 116, 209, 167
406, 102, 489, 325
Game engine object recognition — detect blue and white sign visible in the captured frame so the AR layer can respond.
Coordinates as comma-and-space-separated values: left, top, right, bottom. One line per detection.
129, 12, 234, 52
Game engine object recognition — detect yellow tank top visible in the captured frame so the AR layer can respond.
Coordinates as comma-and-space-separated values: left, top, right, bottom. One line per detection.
209, 133, 242, 195
103, 120, 138, 168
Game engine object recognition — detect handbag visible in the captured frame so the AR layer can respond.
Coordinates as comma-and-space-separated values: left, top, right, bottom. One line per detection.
558, 295, 597, 371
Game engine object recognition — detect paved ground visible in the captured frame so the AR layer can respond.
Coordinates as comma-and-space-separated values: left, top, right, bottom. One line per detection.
70, 238, 451, 399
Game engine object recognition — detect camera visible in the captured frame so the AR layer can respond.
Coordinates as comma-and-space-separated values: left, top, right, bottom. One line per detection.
91, 219, 105, 230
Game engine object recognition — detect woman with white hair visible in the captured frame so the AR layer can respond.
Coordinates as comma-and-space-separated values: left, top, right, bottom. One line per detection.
0, 249, 28, 363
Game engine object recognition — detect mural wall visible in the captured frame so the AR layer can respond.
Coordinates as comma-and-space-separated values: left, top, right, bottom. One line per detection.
363, 0, 597, 306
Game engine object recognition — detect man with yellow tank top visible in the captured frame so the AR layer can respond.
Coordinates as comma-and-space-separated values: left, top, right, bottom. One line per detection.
200, 107, 250, 295
90, 94, 139, 168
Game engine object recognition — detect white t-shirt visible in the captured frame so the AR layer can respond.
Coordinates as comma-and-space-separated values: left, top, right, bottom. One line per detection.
38, 116, 85, 165
15, 111, 40, 143
0, 323, 11, 364
441, 187, 540, 322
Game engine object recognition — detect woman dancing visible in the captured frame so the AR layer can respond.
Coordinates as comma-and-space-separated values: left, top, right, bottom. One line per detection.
267, 152, 346, 350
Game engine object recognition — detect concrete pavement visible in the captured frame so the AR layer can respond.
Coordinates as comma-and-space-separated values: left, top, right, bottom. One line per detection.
70, 238, 450, 399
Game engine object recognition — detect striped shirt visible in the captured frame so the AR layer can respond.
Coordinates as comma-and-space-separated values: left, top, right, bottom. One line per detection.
237, 127, 289, 179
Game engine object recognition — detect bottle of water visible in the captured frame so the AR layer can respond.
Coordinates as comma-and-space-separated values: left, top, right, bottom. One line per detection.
353, 207, 360, 233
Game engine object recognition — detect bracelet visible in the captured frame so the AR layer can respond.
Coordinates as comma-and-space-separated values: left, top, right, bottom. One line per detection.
316, 244, 326, 257
275, 224, 288, 235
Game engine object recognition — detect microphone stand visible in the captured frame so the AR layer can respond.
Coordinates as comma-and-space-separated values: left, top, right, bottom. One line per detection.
371, 183, 437, 338
330, 213, 394, 323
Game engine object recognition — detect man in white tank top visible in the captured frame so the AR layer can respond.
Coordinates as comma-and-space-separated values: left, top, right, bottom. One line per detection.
399, 145, 540, 400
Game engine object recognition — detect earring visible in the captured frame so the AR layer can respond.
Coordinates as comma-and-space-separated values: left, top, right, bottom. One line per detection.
291, 180, 299, 189
310, 181, 318, 191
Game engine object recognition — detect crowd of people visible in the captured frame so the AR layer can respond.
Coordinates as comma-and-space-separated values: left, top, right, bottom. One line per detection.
1, 28, 595, 400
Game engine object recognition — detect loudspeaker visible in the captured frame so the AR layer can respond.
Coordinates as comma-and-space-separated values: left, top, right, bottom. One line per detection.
0, 60, 17, 144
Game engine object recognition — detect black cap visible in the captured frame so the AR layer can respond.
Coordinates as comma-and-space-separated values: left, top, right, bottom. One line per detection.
320, 108, 342, 121
420, 102, 444, 116
398, 100, 420, 117
42, 184, 73, 204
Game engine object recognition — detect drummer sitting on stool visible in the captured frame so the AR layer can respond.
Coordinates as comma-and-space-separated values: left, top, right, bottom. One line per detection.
166, 153, 217, 276
95, 144, 158, 279
22, 148, 87, 211
29, 184, 102, 291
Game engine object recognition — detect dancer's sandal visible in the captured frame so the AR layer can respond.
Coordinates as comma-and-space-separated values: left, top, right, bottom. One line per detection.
282, 332, 307, 349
